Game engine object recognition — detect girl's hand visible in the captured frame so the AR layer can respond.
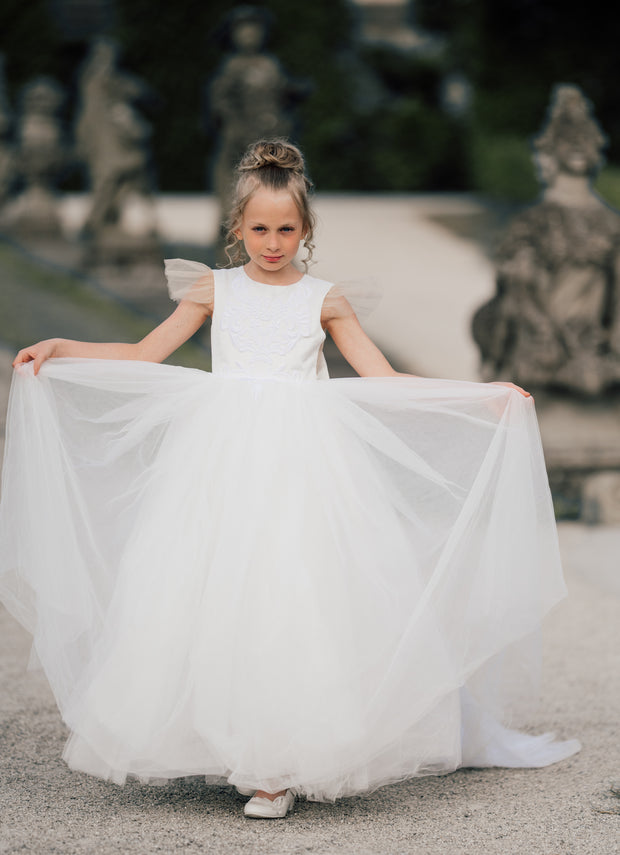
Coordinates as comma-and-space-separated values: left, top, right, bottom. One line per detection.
12, 339, 60, 375
490, 380, 532, 398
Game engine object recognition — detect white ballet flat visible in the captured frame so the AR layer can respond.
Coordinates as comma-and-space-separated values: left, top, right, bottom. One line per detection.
235, 785, 256, 797
243, 790, 295, 819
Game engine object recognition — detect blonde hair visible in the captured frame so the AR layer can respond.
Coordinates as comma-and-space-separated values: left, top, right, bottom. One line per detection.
224, 139, 316, 269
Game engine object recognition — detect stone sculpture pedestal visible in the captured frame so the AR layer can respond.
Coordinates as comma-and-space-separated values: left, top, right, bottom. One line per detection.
2, 185, 62, 237
537, 395, 620, 523
83, 225, 161, 267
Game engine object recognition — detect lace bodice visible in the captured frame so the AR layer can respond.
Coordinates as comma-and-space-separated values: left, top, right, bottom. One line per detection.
211, 267, 333, 381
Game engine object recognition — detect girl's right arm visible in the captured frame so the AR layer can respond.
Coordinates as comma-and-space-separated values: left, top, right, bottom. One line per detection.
13, 299, 211, 375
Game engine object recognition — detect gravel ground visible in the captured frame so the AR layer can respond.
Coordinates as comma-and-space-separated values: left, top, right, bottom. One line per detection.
0, 347, 618, 853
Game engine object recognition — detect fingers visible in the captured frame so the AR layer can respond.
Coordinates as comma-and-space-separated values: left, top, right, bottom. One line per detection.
12, 352, 36, 369
32, 347, 51, 375
12, 345, 51, 375
507, 382, 531, 397
509, 382, 532, 398
490, 380, 533, 398
12, 348, 34, 367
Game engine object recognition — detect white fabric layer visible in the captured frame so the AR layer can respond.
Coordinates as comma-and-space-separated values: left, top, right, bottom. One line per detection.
0, 262, 579, 801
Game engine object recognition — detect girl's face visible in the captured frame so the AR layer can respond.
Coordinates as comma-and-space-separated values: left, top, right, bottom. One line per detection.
235, 188, 305, 280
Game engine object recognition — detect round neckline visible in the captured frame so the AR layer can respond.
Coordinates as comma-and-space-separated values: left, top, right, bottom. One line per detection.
241, 266, 307, 288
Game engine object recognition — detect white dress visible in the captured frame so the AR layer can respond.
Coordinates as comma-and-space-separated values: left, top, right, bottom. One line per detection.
0, 261, 579, 801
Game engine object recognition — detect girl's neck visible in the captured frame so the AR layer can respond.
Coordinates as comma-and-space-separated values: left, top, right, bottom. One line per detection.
243, 261, 304, 287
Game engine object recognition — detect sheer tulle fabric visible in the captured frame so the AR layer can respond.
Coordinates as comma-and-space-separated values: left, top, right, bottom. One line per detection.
0, 358, 579, 800
164, 258, 381, 319
164, 258, 214, 307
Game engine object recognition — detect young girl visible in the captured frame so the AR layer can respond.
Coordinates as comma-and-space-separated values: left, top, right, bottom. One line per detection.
0, 139, 579, 820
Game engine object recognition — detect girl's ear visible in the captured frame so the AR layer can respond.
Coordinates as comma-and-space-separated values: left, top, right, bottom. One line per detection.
234, 230, 242, 240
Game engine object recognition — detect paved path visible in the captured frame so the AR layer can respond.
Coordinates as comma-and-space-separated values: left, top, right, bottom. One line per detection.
309, 194, 500, 380
0, 346, 618, 855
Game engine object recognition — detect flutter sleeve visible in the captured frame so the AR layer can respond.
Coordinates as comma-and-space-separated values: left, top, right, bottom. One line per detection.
164, 258, 215, 307
321, 276, 382, 320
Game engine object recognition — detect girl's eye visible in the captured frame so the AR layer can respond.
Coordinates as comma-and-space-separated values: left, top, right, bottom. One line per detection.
251, 226, 295, 233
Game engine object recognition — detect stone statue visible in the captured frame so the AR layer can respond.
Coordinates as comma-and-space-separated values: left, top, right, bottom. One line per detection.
75, 38, 159, 262
2, 76, 66, 236
207, 5, 311, 229
472, 84, 620, 397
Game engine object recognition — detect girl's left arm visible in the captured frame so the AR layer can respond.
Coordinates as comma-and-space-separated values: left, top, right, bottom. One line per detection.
324, 304, 403, 378
324, 299, 531, 397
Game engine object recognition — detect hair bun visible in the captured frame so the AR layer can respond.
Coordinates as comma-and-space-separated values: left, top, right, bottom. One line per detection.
238, 139, 305, 175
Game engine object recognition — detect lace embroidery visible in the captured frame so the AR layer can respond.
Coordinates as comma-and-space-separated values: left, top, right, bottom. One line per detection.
212, 270, 332, 380
219, 273, 313, 360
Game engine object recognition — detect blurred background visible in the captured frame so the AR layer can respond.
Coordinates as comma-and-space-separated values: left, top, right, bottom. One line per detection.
1, 0, 620, 523
2, 0, 620, 199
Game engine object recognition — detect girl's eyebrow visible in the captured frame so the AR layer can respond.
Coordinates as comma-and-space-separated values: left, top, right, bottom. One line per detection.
247, 220, 298, 227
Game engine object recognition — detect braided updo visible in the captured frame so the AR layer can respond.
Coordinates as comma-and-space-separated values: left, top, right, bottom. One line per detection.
224, 139, 316, 268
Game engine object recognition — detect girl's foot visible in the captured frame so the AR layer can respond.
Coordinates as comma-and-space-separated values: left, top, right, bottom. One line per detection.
243, 789, 294, 818
254, 789, 286, 801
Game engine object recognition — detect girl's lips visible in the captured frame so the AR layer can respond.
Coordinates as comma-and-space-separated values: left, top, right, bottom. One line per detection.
263, 256, 283, 262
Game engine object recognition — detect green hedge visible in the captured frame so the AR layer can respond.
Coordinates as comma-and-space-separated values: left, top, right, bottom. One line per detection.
594, 167, 620, 211
467, 133, 539, 203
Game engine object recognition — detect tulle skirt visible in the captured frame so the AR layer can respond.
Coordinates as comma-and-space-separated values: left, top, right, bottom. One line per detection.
0, 359, 579, 800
